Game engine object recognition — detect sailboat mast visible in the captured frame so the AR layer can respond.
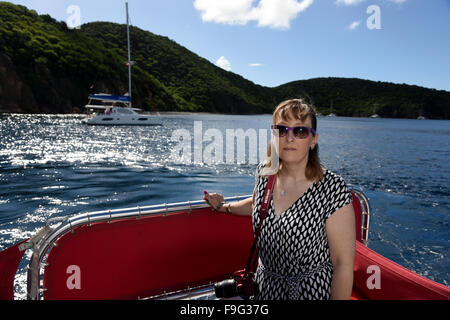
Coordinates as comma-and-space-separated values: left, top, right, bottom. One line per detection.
126, 2, 132, 107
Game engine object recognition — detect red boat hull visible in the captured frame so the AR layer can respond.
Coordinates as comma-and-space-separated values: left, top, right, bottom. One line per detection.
0, 194, 448, 300
42, 208, 448, 300
44, 209, 254, 300
353, 241, 449, 299
0, 239, 29, 300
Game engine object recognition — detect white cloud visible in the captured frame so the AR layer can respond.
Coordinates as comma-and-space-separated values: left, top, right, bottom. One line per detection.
336, 0, 407, 5
348, 20, 361, 30
216, 56, 231, 71
335, 0, 365, 5
193, 0, 314, 30
194, 0, 255, 25
249, 63, 263, 67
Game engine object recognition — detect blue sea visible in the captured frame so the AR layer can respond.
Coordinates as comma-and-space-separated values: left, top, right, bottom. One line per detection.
0, 113, 449, 298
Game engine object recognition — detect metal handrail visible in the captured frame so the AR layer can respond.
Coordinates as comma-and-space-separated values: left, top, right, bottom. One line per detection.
350, 188, 371, 246
26, 194, 252, 300
144, 283, 217, 300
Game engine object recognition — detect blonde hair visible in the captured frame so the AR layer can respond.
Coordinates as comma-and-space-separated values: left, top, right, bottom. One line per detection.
263, 98, 324, 183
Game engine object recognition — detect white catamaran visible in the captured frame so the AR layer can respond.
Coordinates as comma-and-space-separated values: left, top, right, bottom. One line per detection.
84, 3, 161, 126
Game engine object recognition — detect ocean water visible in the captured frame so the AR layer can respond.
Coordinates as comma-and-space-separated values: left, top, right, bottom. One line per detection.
0, 113, 448, 298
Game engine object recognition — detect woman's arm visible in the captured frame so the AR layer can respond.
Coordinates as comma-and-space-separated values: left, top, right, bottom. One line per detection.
222, 197, 253, 216
325, 203, 355, 300
203, 187, 256, 217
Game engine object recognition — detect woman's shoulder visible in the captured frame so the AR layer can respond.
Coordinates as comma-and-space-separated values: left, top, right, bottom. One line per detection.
320, 169, 353, 219
255, 160, 270, 176
257, 161, 267, 171
321, 169, 349, 188
254, 161, 278, 186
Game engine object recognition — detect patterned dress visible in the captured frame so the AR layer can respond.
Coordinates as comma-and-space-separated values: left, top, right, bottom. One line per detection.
252, 162, 353, 300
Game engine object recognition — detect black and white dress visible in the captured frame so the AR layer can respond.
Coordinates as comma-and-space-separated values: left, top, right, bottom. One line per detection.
252, 162, 353, 300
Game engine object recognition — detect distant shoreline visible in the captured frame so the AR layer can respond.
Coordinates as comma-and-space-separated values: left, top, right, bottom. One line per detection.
1, 112, 448, 121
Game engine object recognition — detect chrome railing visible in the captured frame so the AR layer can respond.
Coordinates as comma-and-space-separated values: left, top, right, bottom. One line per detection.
350, 188, 371, 246
25, 195, 252, 300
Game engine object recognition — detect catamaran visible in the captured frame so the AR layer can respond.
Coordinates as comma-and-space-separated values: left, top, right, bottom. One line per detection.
84, 94, 160, 125
84, 3, 160, 126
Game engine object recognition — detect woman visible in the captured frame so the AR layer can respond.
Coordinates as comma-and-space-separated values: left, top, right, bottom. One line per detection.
203, 99, 355, 300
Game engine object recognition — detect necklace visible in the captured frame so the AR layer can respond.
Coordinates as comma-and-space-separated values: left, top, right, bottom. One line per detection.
279, 179, 287, 197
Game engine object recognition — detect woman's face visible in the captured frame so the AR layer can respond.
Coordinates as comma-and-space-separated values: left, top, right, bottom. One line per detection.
274, 115, 319, 166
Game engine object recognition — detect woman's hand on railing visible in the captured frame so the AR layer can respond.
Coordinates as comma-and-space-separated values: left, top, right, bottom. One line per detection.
203, 191, 226, 212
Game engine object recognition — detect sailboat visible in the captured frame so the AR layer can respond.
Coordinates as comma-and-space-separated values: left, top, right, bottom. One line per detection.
327, 100, 336, 117
84, 3, 161, 126
370, 104, 380, 118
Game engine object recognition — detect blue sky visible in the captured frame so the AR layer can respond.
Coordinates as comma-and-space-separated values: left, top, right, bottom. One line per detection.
5, 0, 450, 91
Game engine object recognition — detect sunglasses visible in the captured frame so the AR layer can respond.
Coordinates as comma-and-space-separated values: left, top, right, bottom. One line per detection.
271, 125, 316, 139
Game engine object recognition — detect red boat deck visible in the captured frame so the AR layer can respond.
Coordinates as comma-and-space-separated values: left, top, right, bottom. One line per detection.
0, 192, 449, 300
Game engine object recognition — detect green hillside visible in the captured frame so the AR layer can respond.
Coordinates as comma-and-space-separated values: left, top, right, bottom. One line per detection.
275, 78, 450, 119
0, 2, 449, 119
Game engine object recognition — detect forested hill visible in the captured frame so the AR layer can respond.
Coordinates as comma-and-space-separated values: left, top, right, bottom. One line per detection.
275, 78, 450, 119
0, 2, 449, 119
